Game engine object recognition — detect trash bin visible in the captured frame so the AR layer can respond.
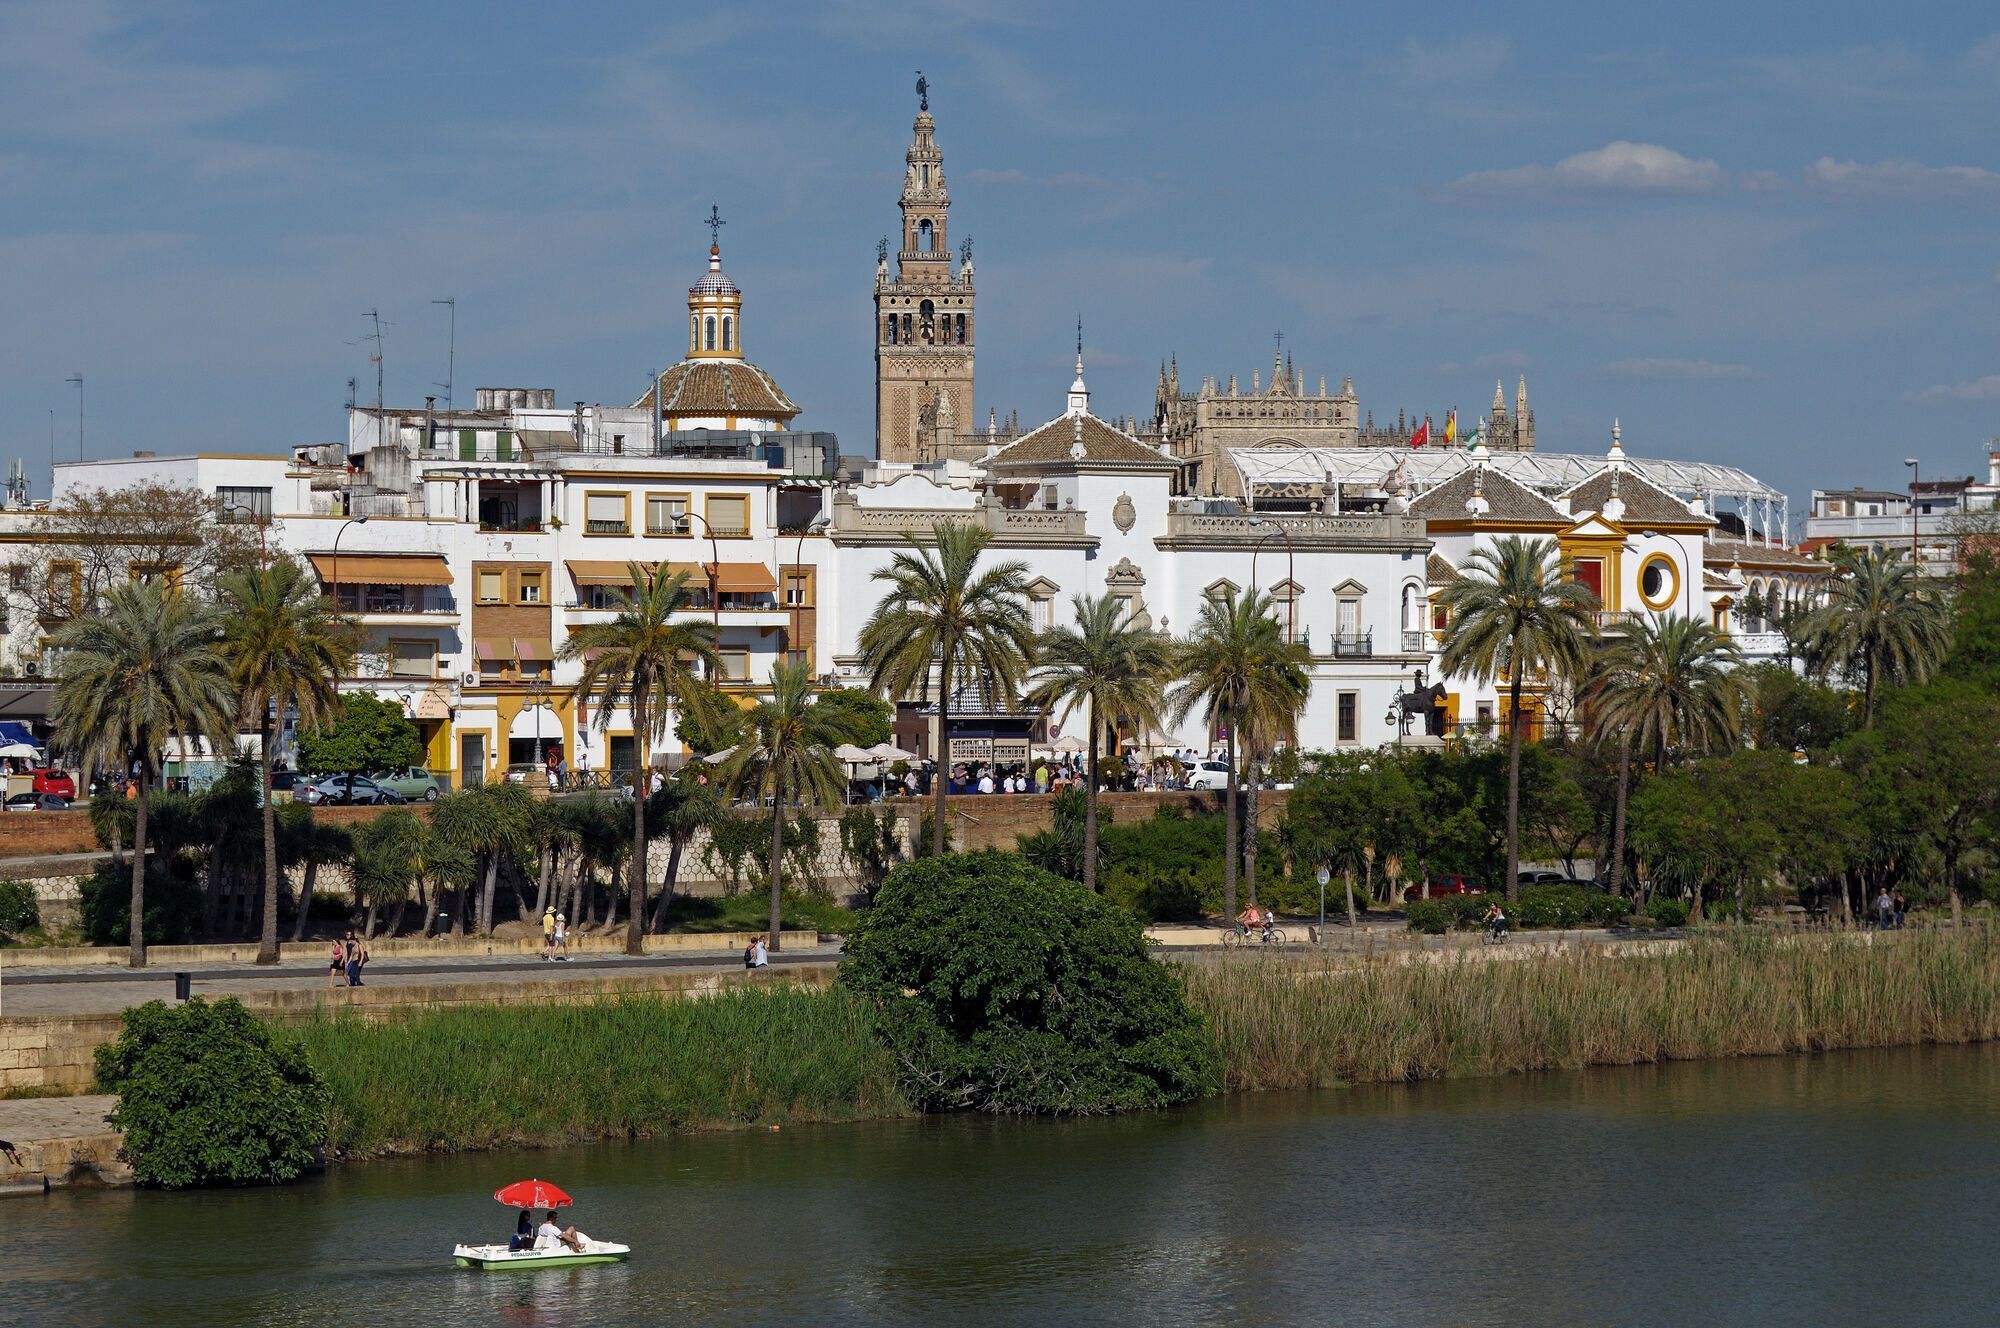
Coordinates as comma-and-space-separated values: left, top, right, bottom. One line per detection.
173, 972, 191, 1002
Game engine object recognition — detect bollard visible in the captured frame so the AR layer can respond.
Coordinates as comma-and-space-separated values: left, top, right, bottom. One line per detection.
173, 972, 192, 1002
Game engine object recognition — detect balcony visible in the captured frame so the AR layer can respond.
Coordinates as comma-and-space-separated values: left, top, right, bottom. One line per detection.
1596, 611, 1642, 631
336, 593, 459, 619
1329, 631, 1373, 658
1401, 629, 1426, 653
828, 492, 1094, 548
1731, 630, 1791, 656
1158, 510, 1428, 550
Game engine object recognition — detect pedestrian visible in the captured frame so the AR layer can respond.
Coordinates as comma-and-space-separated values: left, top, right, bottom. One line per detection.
343, 930, 367, 986
751, 933, 769, 969
326, 935, 346, 990
743, 935, 758, 969
1892, 889, 1907, 929
541, 905, 556, 960
1875, 887, 1895, 930
977, 768, 995, 795
576, 748, 591, 785
649, 768, 664, 797
553, 911, 569, 960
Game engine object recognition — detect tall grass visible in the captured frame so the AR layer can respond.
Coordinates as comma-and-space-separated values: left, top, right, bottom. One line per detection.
1183, 926, 2000, 1091
294, 986, 905, 1156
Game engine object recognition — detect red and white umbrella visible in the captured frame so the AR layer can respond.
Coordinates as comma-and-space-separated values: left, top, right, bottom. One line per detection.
493, 1178, 573, 1209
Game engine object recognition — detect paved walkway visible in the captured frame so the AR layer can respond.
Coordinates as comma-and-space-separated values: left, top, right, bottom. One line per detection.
0, 944, 845, 1018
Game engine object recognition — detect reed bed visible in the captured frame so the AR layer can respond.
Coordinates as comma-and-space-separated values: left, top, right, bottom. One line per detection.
1181, 926, 2000, 1091
295, 986, 906, 1156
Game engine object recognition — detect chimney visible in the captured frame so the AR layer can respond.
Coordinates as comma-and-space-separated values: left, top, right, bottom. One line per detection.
133, 450, 155, 459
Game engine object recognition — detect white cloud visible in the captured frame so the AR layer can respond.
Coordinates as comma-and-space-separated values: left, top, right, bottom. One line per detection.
1805, 157, 2000, 201
1910, 374, 2000, 403
1450, 142, 1726, 197
1601, 357, 1755, 380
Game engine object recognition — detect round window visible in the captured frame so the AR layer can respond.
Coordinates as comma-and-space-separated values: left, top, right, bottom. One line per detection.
1639, 557, 1674, 606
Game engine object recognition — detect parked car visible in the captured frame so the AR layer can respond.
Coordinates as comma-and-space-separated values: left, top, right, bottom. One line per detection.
1183, 759, 1235, 790
1517, 870, 1568, 888
1403, 874, 1484, 902
5, 792, 69, 812
502, 763, 543, 785
370, 767, 442, 802
30, 768, 75, 800
301, 775, 405, 807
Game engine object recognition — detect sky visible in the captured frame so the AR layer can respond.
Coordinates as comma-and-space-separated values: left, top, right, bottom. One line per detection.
3, 0, 1998, 521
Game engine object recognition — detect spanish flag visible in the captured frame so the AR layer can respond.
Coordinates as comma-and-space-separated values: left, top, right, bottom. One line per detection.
1444, 409, 1458, 445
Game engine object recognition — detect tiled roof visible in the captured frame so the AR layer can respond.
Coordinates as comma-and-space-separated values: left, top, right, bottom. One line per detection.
635, 360, 798, 420
987, 412, 1176, 469
1427, 553, 1460, 585
1703, 570, 1738, 591
1704, 538, 1831, 572
1559, 468, 1706, 526
1407, 466, 1569, 523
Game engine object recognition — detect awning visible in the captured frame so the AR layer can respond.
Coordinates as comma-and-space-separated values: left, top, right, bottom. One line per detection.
565, 560, 649, 586
475, 639, 513, 664
706, 561, 778, 594
308, 552, 452, 586
0, 721, 38, 749
514, 637, 552, 661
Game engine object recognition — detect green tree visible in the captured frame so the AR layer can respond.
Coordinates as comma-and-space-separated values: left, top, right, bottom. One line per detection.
645, 779, 723, 930
295, 692, 421, 777
809, 687, 895, 749
719, 660, 846, 951
1802, 545, 1950, 728
1166, 587, 1310, 924
857, 522, 1035, 857
51, 580, 236, 968
276, 804, 354, 942
1025, 593, 1174, 893
1436, 534, 1599, 903
1852, 682, 2000, 925
674, 699, 747, 760
349, 807, 424, 938
559, 563, 721, 954
220, 559, 357, 964
429, 782, 536, 935
840, 853, 1218, 1113
1285, 752, 1420, 927
1942, 545, 2000, 693
1630, 750, 1796, 922
1741, 661, 1852, 756
1584, 614, 1742, 896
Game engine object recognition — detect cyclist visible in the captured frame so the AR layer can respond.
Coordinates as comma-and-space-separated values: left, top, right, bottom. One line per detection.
1483, 901, 1508, 941
1260, 907, 1277, 944
1235, 904, 1261, 939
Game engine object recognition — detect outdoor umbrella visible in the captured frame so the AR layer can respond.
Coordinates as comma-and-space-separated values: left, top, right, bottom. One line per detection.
866, 742, 919, 764
494, 1178, 572, 1209
833, 743, 878, 766
0, 743, 39, 760
1050, 734, 1088, 753
702, 744, 738, 764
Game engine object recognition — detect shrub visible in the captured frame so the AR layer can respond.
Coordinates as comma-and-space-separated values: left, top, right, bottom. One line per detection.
841, 852, 1219, 1114
0, 879, 38, 935
1584, 892, 1633, 928
94, 998, 328, 1187
1647, 896, 1691, 928
78, 863, 203, 946
1405, 899, 1451, 934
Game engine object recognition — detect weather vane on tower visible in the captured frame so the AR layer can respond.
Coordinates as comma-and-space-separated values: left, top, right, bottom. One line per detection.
915, 71, 928, 112
704, 204, 725, 246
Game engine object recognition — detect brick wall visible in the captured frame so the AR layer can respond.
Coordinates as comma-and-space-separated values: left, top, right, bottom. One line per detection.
891, 787, 1292, 852
0, 801, 424, 861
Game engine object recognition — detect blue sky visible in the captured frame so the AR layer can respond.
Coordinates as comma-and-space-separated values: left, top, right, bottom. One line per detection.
4, 1, 1998, 515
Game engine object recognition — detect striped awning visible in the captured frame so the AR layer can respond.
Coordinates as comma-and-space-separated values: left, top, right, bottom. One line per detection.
514, 637, 552, 661
565, 560, 648, 586
308, 553, 452, 585
474, 639, 513, 664
706, 562, 777, 593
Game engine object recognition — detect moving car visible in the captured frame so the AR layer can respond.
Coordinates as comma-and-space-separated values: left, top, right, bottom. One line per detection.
300, 775, 405, 806
1183, 759, 1235, 791
5, 792, 69, 812
30, 769, 75, 800
1403, 874, 1484, 902
371, 767, 443, 802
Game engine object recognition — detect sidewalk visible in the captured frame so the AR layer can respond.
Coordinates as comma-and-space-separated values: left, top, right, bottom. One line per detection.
0, 1094, 125, 1192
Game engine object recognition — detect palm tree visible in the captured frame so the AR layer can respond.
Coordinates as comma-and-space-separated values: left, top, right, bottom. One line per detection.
1025, 593, 1175, 892
430, 782, 535, 935
558, 563, 720, 954
857, 522, 1035, 856
646, 779, 723, 931
1584, 614, 1743, 897
1802, 546, 1950, 728
1166, 587, 1311, 926
220, 559, 356, 963
1436, 535, 1599, 903
50, 580, 236, 967
719, 660, 845, 951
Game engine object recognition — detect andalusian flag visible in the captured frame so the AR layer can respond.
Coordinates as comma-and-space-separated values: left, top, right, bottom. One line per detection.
1444, 409, 1458, 445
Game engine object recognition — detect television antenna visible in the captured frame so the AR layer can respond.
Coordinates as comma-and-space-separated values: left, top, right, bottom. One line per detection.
347, 311, 390, 410
431, 297, 456, 416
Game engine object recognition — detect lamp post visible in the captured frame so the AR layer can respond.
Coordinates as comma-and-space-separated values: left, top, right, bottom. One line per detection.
1316, 863, 1330, 939
790, 513, 830, 669
528, 677, 549, 766
1905, 457, 1920, 567
683, 510, 724, 629
329, 515, 370, 609
220, 502, 269, 568
1244, 515, 1298, 642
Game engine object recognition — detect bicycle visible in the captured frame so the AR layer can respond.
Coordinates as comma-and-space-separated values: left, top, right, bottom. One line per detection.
1221, 924, 1289, 947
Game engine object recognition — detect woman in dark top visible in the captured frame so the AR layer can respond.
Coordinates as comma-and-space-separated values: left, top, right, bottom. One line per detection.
510, 1208, 534, 1251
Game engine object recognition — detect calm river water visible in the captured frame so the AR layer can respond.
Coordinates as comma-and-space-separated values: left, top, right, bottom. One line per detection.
12, 1043, 2000, 1327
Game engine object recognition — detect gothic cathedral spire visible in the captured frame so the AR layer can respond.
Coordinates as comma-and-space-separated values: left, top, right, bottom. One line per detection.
875, 93, 975, 462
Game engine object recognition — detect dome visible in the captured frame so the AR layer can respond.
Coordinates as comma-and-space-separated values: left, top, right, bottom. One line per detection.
690, 245, 739, 297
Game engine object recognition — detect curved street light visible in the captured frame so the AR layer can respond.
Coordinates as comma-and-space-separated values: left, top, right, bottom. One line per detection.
329, 515, 371, 609
220, 501, 270, 568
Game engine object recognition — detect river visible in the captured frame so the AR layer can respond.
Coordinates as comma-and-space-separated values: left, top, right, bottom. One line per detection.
12, 1043, 2000, 1327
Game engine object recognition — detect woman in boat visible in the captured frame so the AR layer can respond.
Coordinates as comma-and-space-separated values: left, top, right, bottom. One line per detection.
509, 1208, 534, 1251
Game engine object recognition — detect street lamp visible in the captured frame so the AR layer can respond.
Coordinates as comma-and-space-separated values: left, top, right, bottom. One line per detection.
1905, 457, 1920, 566
1316, 863, 1330, 939
1244, 515, 1298, 642
789, 513, 830, 668
220, 502, 269, 568
683, 510, 724, 629
329, 515, 370, 609
528, 677, 550, 766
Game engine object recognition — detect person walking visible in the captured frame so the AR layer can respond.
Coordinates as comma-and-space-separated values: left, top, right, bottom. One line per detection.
541, 905, 557, 960
1875, 887, 1895, 931
326, 935, 346, 990
553, 911, 570, 960
750, 933, 769, 969
343, 930, 367, 986
1892, 889, 1908, 929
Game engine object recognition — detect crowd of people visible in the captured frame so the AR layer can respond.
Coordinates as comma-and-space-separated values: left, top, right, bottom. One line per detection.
868, 748, 1234, 799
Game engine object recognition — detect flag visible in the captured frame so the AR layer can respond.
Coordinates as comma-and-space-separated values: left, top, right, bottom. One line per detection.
1410, 416, 1429, 448
1445, 409, 1457, 445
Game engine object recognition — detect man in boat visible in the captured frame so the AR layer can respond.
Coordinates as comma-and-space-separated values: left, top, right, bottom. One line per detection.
534, 1208, 590, 1253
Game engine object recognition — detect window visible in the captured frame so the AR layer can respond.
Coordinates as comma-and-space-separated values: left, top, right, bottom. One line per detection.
476, 570, 504, 603
1637, 555, 1677, 610
918, 218, 933, 251
704, 316, 716, 351
706, 494, 750, 537
783, 570, 811, 608
1571, 558, 1604, 600
47, 560, 79, 615
885, 314, 898, 345
494, 431, 514, 461
646, 493, 690, 536
389, 639, 436, 679
518, 571, 544, 605
458, 428, 477, 460
1030, 595, 1054, 631
1336, 597, 1360, 642
721, 316, 733, 351
1337, 692, 1358, 743
585, 492, 628, 534
717, 651, 751, 683
216, 486, 272, 521
586, 584, 623, 610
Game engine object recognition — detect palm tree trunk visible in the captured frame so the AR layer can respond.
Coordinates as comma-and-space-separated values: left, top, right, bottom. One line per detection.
1606, 740, 1632, 897
1083, 722, 1100, 893
628, 691, 649, 956
293, 858, 320, 942
649, 835, 686, 932
1344, 864, 1357, 931
479, 851, 499, 935
767, 771, 787, 953
932, 660, 952, 856
129, 763, 150, 969
1862, 651, 1879, 730
604, 862, 621, 933
1222, 725, 1239, 926
1244, 766, 1260, 907
256, 716, 282, 964
533, 845, 552, 919
389, 895, 408, 938
1505, 669, 1524, 905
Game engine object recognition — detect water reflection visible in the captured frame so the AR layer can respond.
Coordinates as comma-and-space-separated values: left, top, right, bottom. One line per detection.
11, 1043, 2000, 1327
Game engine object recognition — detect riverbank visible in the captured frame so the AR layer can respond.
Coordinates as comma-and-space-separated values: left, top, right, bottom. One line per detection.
287, 925, 2000, 1158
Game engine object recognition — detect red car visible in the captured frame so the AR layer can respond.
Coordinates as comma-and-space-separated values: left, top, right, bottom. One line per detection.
31, 768, 75, 800
1404, 874, 1483, 902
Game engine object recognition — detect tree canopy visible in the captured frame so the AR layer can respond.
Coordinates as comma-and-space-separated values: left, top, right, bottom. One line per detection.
295, 692, 423, 776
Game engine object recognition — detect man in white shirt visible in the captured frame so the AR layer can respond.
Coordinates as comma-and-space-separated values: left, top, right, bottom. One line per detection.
977, 771, 996, 794
535, 1211, 586, 1252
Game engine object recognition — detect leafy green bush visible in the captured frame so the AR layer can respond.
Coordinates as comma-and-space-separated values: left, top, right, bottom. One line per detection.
1647, 896, 1691, 928
841, 852, 1219, 1114
1405, 899, 1451, 934
1584, 892, 1633, 928
78, 863, 203, 946
0, 880, 37, 934
94, 998, 328, 1187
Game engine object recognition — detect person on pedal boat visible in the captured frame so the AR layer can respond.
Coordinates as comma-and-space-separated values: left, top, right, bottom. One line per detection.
535, 1209, 591, 1252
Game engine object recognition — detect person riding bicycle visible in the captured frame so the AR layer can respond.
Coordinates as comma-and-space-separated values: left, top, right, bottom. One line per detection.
1236, 904, 1261, 938
1483, 901, 1508, 940
1260, 907, 1277, 944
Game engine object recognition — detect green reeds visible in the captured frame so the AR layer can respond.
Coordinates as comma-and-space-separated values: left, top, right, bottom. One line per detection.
1182, 926, 2000, 1091
295, 986, 905, 1156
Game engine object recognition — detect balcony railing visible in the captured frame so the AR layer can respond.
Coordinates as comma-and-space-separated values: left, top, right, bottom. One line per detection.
1159, 510, 1427, 547
1596, 611, 1642, 630
1401, 629, 1426, 653
1329, 631, 1373, 658
585, 520, 629, 535
337, 595, 458, 615
828, 493, 1092, 544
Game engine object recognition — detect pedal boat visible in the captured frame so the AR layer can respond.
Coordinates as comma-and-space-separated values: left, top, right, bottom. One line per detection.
453, 1238, 630, 1270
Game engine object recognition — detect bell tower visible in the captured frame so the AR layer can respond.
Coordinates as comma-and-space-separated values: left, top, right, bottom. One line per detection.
875, 75, 975, 463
